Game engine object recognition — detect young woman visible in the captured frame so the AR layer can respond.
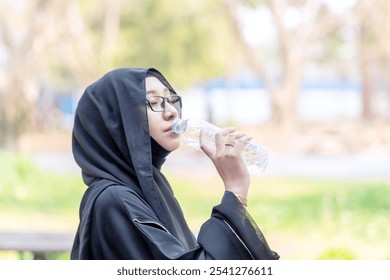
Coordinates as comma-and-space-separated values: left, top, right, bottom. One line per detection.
70, 68, 279, 260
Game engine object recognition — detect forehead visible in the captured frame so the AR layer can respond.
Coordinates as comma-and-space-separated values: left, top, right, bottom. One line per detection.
145, 76, 168, 93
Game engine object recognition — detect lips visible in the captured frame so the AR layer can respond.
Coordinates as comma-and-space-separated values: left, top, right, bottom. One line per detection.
163, 126, 173, 133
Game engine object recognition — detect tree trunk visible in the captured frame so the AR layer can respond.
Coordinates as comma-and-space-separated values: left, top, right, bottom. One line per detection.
0, 93, 30, 152
101, 0, 121, 67
269, 85, 299, 125
222, 0, 315, 126
360, 57, 374, 120
358, 22, 375, 120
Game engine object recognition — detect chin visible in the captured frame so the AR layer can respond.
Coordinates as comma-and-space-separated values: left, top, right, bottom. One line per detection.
164, 140, 180, 152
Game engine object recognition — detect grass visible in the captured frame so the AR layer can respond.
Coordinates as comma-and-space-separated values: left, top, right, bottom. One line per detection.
0, 151, 85, 214
1, 150, 389, 260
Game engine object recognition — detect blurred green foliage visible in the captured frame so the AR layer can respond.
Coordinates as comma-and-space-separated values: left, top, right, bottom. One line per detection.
75, 0, 232, 89
0, 150, 85, 214
169, 175, 390, 259
114, 0, 230, 88
318, 248, 357, 260
248, 178, 390, 229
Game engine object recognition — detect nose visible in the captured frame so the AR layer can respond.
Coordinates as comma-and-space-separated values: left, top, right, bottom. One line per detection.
163, 102, 179, 120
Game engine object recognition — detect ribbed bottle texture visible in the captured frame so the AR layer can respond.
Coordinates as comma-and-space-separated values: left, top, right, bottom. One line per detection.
172, 119, 269, 173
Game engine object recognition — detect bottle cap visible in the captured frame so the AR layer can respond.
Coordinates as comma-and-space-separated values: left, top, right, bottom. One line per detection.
172, 119, 187, 134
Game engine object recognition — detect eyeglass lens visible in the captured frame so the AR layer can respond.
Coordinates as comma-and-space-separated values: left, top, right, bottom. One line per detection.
148, 96, 181, 112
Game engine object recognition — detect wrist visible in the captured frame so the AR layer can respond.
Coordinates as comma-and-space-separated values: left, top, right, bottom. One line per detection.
233, 193, 248, 207
225, 183, 248, 195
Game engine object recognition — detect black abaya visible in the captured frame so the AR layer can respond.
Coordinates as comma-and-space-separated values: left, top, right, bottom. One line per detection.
70, 68, 279, 260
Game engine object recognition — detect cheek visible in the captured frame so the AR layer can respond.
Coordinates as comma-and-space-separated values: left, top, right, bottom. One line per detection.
148, 123, 158, 139
147, 110, 180, 151
147, 112, 158, 138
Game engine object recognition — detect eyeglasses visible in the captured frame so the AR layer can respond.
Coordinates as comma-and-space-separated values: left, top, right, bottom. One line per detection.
146, 95, 182, 113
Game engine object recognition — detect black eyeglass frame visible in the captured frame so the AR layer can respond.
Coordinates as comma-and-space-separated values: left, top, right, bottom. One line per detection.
146, 95, 182, 113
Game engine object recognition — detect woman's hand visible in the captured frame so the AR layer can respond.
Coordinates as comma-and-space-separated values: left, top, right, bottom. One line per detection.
200, 127, 253, 198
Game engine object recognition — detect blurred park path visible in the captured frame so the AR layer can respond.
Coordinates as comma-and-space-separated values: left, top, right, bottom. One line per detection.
166, 151, 390, 180
31, 149, 390, 180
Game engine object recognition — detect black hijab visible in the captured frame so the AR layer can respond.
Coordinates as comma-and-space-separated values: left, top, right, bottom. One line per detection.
72, 68, 196, 253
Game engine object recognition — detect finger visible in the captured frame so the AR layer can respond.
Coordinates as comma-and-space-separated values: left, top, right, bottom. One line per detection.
215, 127, 235, 152
225, 132, 240, 144
234, 132, 252, 141
234, 134, 253, 150
231, 132, 249, 141
224, 131, 249, 148
199, 127, 214, 158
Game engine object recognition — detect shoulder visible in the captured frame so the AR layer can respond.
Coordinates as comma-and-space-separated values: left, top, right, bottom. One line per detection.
93, 185, 156, 220
94, 185, 141, 208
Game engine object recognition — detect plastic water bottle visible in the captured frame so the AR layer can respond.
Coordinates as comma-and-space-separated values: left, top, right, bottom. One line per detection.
172, 118, 269, 173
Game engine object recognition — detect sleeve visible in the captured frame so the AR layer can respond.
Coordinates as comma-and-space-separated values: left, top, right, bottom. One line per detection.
197, 191, 279, 260
90, 187, 278, 260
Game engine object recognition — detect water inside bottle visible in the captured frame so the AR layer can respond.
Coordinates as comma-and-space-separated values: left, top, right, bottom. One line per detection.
243, 142, 270, 173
